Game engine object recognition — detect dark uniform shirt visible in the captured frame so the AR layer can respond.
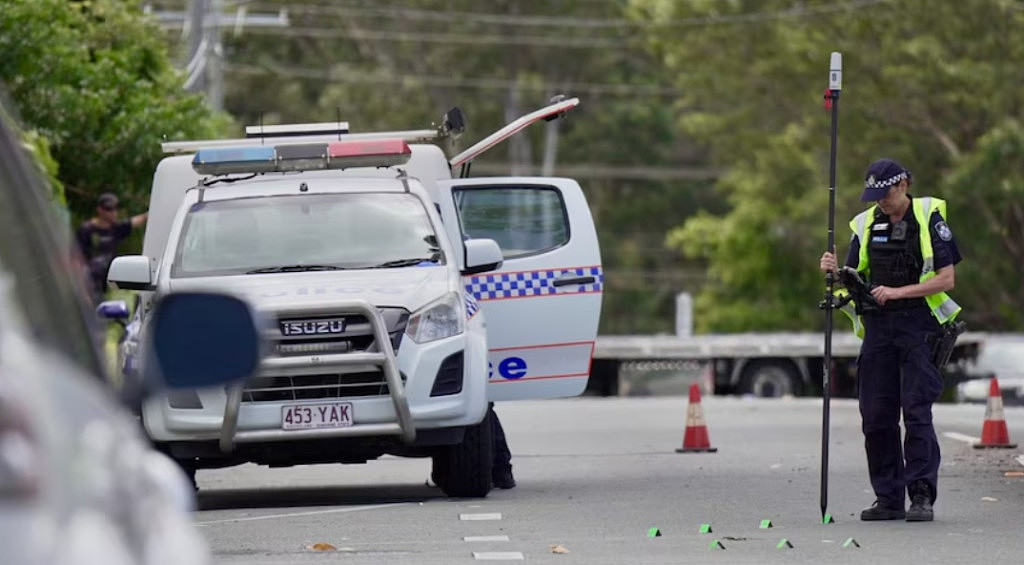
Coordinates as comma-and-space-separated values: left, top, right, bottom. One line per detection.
76, 219, 133, 298
844, 196, 962, 309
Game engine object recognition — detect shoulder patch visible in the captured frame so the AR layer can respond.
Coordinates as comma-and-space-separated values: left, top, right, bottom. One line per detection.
934, 221, 953, 242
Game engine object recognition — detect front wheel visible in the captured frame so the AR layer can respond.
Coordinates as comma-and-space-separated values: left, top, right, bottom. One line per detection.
431, 410, 493, 498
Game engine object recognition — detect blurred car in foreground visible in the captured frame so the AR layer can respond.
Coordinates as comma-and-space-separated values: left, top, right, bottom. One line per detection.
953, 334, 1024, 406
0, 89, 260, 564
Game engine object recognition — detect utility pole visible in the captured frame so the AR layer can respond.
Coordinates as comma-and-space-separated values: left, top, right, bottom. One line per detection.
541, 92, 567, 176
148, 0, 288, 111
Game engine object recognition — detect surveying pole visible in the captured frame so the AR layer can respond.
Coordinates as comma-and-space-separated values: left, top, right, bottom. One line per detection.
820, 51, 842, 524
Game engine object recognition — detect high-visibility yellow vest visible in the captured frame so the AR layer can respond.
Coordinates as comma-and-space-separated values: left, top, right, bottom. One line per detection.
839, 196, 961, 338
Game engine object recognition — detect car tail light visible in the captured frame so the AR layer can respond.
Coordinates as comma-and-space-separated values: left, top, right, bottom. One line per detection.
0, 390, 40, 499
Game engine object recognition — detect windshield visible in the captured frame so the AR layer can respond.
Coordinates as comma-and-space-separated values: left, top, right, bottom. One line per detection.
171, 192, 443, 277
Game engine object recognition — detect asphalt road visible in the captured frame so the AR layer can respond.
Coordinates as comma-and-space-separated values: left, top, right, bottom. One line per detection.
194, 397, 1024, 564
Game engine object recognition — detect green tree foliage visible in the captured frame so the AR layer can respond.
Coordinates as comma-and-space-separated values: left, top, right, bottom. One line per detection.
634, 0, 1024, 331
944, 119, 1024, 329
0, 0, 232, 229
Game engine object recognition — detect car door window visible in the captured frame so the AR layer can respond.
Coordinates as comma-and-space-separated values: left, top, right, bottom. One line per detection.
453, 186, 569, 258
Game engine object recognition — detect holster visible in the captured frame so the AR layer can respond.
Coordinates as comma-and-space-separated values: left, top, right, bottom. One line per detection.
930, 319, 966, 369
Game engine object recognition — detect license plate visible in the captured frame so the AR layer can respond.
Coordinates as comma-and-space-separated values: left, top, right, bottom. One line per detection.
281, 402, 354, 430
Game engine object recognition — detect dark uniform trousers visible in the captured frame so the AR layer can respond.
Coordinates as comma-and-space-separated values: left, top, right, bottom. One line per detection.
491, 403, 512, 474
858, 305, 943, 507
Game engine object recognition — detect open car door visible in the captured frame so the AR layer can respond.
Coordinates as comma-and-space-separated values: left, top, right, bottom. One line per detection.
436, 177, 602, 401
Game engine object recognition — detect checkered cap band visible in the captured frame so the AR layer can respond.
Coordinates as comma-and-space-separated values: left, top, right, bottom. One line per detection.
864, 171, 908, 190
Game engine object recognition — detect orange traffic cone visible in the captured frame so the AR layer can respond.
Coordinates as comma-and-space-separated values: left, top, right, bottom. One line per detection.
974, 378, 1017, 449
676, 383, 718, 453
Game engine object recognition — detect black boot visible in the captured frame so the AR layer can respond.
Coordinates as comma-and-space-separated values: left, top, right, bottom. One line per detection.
492, 466, 516, 489
860, 499, 905, 521
906, 481, 934, 522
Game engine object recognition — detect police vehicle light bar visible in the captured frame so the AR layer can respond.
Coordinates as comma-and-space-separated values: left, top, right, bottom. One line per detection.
192, 139, 412, 176
328, 139, 411, 168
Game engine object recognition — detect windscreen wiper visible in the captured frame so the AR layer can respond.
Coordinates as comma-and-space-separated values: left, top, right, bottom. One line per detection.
368, 257, 439, 269
246, 265, 344, 274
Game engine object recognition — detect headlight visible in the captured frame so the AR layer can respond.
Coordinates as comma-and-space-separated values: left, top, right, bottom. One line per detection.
405, 292, 464, 344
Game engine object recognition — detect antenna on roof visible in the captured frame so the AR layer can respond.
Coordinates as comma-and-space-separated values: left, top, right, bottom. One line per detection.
337, 107, 343, 141
259, 112, 265, 145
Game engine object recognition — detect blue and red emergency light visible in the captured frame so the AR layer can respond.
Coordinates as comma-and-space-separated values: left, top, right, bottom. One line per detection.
192, 138, 412, 176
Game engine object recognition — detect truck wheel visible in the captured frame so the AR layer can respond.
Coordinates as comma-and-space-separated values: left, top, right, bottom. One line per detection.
739, 360, 802, 398
432, 411, 494, 498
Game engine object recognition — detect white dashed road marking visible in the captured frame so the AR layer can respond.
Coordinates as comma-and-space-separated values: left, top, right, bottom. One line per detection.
460, 513, 502, 521
464, 535, 510, 542
472, 552, 524, 560
942, 432, 980, 445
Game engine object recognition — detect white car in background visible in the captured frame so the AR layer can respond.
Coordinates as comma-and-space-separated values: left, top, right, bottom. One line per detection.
954, 334, 1024, 406
0, 90, 260, 564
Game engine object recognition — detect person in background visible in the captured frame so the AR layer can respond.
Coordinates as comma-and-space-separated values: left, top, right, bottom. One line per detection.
76, 192, 147, 303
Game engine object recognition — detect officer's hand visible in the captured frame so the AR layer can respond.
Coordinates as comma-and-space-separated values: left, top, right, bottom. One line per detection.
870, 285, 903, 306
819, 252, 838, 275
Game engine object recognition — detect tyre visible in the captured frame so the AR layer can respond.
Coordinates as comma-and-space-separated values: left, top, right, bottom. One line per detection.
739, 360, 802, 398
431, 410, 494, 498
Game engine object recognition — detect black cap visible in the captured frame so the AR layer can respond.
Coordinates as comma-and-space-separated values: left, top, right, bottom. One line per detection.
97, 193, 119, 210
861, 159, 911, 202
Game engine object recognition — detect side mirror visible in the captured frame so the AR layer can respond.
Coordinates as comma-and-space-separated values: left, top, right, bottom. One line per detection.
108, 255, 154, 291
462, 238, 503, 275
143, 292, 261, 391
96, 299, 130, 320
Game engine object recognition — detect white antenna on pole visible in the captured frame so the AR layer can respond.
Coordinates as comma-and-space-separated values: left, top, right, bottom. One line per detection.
829, 52, 843, 91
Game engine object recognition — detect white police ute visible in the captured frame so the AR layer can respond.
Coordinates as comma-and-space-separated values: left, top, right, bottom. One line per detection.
105, 98, 603, 497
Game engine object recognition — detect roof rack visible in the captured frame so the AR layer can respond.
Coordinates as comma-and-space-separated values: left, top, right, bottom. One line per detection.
162, 129, 443, 155
163, 107, 467, 155
245, 121, 350, 138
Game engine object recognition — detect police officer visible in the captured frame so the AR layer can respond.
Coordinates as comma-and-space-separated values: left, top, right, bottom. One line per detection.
820, 158, 962, 522
490, 404, 516, 489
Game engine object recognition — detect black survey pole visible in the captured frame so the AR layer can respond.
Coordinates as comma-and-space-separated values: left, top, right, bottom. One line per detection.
820, 52, 842, 523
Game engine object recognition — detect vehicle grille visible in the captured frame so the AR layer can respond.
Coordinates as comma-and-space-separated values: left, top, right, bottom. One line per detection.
273, 311, 406, 358
245, 308, 408, 403
243, 371, 393, 402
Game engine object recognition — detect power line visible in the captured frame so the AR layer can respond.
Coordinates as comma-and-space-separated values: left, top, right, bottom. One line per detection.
224, 62, 685, 97
222, 25, 638, 48
241, 0, 891, 30
469, 162, 721, 181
